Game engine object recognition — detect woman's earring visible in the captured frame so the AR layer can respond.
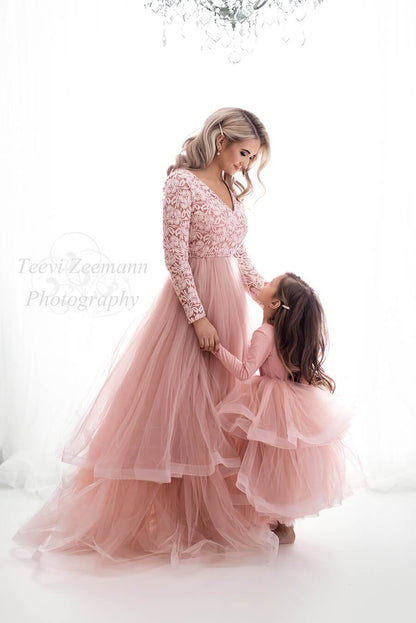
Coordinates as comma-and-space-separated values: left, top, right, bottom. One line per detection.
216, 149, 221, 156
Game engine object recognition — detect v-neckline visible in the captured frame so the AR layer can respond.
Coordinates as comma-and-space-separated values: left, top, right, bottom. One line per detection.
185, 169, 236, 213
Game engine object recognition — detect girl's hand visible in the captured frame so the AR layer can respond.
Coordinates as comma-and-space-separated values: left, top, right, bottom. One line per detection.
192, 316, 220, 353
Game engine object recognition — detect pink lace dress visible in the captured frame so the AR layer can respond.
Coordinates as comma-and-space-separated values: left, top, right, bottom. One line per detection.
12, 167, 280, 568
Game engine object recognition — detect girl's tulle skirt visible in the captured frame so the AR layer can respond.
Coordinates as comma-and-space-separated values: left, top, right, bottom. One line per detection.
215, 375, 368, 528
12, 256, 280, 571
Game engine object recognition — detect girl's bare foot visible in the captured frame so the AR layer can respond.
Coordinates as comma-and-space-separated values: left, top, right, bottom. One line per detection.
271, 521, 296, 544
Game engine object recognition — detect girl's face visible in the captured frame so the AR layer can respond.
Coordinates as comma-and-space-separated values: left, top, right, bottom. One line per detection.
218, 138, 261, 176
258, 274, 286, 307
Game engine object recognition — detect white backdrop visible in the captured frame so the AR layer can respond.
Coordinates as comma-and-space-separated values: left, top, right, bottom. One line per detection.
0, 0, 415, 498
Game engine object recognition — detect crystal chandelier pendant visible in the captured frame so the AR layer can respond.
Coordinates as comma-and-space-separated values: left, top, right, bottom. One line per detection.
144, 1, 324, 63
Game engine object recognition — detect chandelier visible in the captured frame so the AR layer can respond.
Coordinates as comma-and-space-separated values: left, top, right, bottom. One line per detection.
144, 1, 324, 63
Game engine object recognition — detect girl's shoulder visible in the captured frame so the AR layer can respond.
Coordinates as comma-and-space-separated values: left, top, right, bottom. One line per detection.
256, 321, 275, 334
253, 322, 275, 342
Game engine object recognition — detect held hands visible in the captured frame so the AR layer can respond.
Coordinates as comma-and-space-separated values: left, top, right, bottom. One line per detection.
192, 316, 220, 353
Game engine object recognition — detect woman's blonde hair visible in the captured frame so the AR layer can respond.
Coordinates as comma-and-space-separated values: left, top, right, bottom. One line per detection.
166, 107, 270, 203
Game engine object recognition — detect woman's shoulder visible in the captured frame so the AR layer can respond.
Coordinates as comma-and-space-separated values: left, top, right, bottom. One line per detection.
167, 167, 189, 177
163, 168, 193, 194
166, 167, 193, 182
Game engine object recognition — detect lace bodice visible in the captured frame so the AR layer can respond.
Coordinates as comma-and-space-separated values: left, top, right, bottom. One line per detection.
162, 168, 266, 324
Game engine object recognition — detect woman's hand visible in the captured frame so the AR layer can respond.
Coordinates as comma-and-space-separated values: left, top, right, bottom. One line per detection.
192, 316, 220, 353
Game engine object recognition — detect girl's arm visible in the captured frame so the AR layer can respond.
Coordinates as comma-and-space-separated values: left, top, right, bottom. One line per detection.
162, 173, 207, 325
212, 324, 273, 381
232, 242, 266, 306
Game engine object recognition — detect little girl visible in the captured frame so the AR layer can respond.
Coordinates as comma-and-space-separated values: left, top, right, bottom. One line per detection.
211, 271, 368, 544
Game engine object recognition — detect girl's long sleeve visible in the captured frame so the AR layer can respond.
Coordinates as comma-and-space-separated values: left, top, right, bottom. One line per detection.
212, 324, 273, 381
233, 242, 265, 305
162, 175, 207, 324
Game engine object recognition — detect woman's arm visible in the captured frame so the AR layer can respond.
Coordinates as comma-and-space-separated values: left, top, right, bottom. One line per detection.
162, 173, 207, 325
212, 324, 273, 381
233, 242, 266, 305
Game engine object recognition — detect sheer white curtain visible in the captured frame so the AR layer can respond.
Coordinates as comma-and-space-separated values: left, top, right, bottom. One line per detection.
1, 0, 415, 499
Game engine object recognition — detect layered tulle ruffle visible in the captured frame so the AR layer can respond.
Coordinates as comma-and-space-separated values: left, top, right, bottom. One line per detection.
12, 257, 279, 568
12, 464, 279, 570
215, 376, 368, 527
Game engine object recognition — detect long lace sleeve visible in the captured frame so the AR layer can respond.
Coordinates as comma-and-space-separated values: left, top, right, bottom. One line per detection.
212, 324, 273, 381
162, 174, 207, 325
233, 241, 265, 305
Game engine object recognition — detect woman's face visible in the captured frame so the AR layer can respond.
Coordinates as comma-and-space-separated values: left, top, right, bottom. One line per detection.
218, 138, 261, 176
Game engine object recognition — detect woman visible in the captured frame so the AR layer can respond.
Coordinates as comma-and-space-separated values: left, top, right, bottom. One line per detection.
12, 107, 279, 567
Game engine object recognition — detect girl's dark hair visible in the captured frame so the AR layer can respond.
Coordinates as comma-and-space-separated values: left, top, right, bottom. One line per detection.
267, 272, 336, 393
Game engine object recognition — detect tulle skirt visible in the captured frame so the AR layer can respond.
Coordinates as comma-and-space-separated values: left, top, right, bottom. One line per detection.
215, 375, 369, 528
12, 256, 279, 570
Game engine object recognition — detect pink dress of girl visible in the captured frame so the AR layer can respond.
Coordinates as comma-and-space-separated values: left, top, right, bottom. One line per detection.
212, 321, 368, 528
12, 167, 280, 567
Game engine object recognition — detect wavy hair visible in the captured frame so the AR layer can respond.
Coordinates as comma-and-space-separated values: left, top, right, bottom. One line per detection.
267, 272, 336, 393
166, 107, 270, 203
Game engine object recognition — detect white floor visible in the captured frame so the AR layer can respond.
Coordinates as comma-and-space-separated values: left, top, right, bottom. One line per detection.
1, 485, 415, 623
